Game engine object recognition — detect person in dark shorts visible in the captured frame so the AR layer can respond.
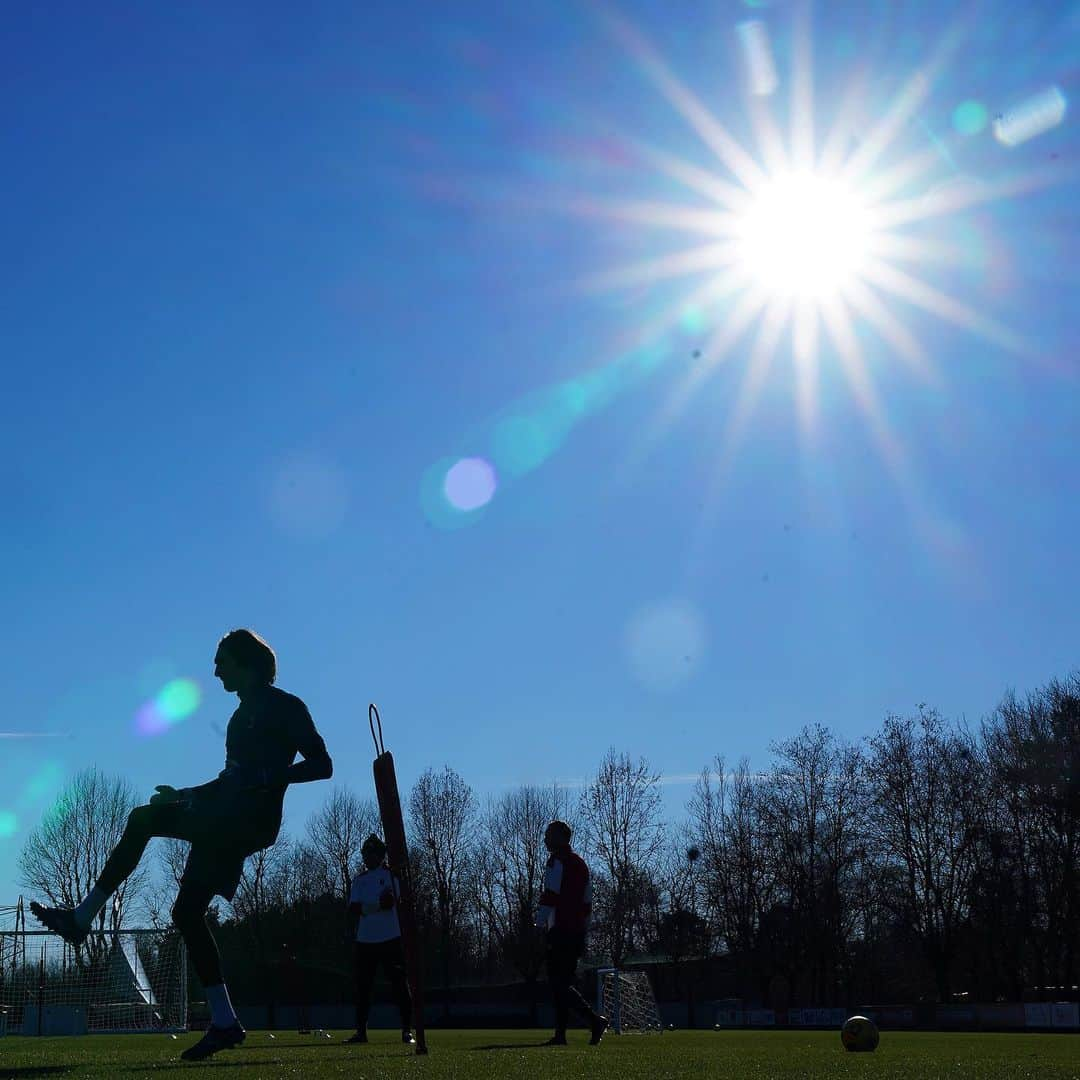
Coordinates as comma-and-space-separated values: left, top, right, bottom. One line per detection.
30, 628, 333, 1061
535, 820, 608, 1046
346, 834, 414, 1044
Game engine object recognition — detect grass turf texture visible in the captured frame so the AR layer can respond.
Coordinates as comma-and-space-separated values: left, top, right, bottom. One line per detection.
1, 1029, 1079, 1078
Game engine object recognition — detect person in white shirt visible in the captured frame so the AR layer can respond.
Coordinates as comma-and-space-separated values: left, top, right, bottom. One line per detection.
346, 834, 414, 1044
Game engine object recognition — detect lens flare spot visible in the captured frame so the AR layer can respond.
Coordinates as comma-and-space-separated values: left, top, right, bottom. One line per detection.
135, 679, 201, 737
21, 764, 63, 807
492, 415, 555, 477
443, 457, 497, 511
737, 20, 778, 98
0, 811, 17, 838
158, 678, 201, 721
135, 702, 169, 737
952, 100, 988, 136
625, 601, 707, 692
680, 306, 707, 334
993, 87, 1067, 147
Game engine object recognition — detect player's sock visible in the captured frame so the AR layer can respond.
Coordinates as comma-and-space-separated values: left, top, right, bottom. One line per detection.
73, 887, 108, 931
205, 982, 239, 1028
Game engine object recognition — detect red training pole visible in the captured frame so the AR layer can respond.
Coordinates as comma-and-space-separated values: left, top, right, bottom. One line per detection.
370, 705, 428, 1055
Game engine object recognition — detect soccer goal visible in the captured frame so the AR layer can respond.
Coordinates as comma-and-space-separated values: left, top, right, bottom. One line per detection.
596, 967, 663, 1034
0, 922, 187, 1035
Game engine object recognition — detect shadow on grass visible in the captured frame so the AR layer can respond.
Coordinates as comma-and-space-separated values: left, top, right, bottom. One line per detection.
116, 1065, 253, 1073
472, 1042, 562, 1051
4, 1069, 75, 1077
238, 1041, 412, 1055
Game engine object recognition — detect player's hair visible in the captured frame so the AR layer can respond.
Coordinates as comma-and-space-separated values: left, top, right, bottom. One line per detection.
218, 628, 277, 684
362, 834, 386, 858
546, 820, 572, 845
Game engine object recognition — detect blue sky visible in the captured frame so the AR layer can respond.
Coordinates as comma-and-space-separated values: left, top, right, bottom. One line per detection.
2, 0, 1078, 904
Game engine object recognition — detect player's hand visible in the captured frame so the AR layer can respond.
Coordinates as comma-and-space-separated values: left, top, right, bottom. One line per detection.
221, 765, 274, 788
150, 785, 180, 806
378, 888, 395, 910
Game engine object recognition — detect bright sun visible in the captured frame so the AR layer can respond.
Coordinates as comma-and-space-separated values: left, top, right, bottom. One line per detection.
734, 171, 874, 300
572, 5, 1035, 470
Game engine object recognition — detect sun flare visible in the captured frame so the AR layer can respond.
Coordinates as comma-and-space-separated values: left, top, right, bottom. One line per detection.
568, 5, 1055, 493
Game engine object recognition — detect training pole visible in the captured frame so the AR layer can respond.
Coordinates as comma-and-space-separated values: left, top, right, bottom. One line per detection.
369, 704, 428, 1055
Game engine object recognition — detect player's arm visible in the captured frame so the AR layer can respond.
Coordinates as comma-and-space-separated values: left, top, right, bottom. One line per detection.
347, 900, 362, 935
347, 875, 363, 937
535, 857, 562, 929
150, 778, 221, 805
279, 700, 333, 785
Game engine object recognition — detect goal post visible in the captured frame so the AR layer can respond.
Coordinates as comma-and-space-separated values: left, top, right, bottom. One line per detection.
0, 925, 187, 1035
596, 967, 663, 1034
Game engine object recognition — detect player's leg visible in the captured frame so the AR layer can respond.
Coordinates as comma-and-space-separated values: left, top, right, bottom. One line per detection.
30, 800, 194, 944
559, 933, 608, 1044
173, 879, 246, 1061
348, 942, 377, 1042
545, 934, 575, 1044
561, 940, 607, 1043
383, 937, 414, 1042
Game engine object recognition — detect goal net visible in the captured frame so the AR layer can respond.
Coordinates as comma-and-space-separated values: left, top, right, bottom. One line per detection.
0, 925, 187, 1035
596, 967, 663, 1034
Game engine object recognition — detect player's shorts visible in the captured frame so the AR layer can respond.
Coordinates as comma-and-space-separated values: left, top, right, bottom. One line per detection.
180, 842, 248, 902
146, 789, 273, 902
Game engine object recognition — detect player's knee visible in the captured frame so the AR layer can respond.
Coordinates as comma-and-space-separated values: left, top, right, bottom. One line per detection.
127, 805, 153, 834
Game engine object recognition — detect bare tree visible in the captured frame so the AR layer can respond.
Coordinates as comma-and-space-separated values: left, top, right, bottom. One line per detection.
689, 757, 775, 998
304, 787, 379, 900
18, 768, 148, 959
578, 749, 665, 967
142, 839, 191, 929
981, 674, 1080, 991
866, 706, 984, 1001
757, 725, 867, 1006
408, 766, 478, 1014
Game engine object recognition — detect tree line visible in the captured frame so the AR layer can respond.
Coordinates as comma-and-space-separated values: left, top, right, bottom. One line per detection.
17, 670, 1080, 1010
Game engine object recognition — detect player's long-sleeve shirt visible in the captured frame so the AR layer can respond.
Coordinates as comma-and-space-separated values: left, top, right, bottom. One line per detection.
182, 684, 332, 850
348, 867, 402, 943
535, 850, 592, 934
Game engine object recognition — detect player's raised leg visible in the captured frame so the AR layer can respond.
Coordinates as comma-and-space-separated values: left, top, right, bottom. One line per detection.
30, 793, 191, 946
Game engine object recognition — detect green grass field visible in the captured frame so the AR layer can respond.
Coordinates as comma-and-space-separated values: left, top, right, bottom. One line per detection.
2, 1029, 1079, 1079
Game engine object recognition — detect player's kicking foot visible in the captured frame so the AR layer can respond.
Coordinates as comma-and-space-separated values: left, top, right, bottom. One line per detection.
402, 1030, 415, 1044
589, 1014, 609, 1045
29, 903, 88, 949
345, 1030, 368, 1044
543, 1034, 568, 1045
180, 1022, 246, 1061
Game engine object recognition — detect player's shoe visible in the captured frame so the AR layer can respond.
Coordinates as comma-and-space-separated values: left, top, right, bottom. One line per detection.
180, 1022, 246, 1061
401, 1030, 415, 1044
29, 903, 88, 948
590, 1014, 609, 1045
543, 1034, 568, 1045
346, 1030, 368, 1044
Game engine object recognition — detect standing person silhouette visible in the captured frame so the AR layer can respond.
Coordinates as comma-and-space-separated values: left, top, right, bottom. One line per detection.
535, 820, 608, 1046
345, 833, 414, 1045
30, 628, 333, 1061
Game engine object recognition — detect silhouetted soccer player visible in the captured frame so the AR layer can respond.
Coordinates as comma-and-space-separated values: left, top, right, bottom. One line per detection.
30, 628, 333, 1061
345, 833, 414, 1045
535, 820, 608, 1046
